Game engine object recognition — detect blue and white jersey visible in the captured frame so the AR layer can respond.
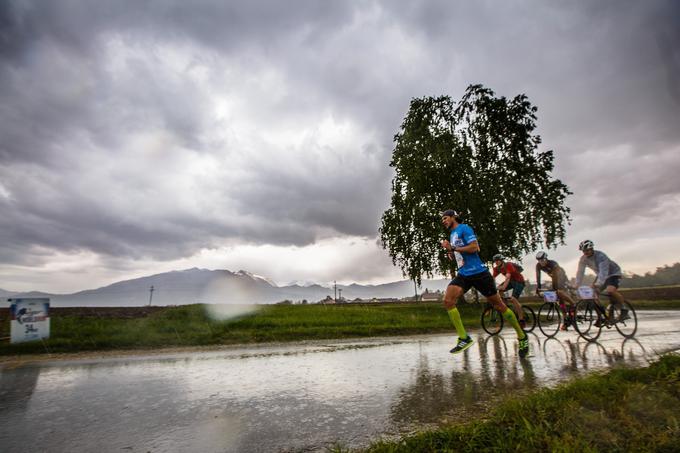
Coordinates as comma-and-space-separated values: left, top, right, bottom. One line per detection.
450, 224, 487, 276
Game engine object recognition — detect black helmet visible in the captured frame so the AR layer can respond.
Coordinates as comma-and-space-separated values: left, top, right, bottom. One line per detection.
579, 240, 594, 251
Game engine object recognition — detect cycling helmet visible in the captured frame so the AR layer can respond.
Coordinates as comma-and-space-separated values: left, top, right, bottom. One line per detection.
535, 251, 548, 260
492, 253, 504, 262
578, 239, 594, 251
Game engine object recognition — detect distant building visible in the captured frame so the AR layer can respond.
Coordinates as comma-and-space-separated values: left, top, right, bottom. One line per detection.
318, 295, 335, 304
421, 288, 443, 302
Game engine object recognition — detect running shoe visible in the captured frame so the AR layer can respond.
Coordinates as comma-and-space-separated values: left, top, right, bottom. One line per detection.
518, 335, 529, 358
450, 336, 474, 354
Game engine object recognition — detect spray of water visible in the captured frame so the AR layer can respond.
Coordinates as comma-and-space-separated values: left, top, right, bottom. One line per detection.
200, 275, 262, 321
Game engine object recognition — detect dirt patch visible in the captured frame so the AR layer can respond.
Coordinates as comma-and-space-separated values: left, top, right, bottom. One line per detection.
0, 306, 170, 325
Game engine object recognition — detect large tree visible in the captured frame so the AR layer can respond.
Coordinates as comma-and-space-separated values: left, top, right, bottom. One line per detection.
380, 84, 571, 286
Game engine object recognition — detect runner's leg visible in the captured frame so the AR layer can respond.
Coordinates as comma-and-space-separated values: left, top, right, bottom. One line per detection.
444, 284, 467, 339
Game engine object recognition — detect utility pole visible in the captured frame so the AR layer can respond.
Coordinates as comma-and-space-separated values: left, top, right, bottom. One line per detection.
334, 281, 337, 303
338, 288, 342, 302
414, 280, 418, 302
149, 285, 154, 306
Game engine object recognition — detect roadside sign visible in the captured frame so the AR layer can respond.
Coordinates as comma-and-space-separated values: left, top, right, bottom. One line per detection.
542, 291, 558, 303
8, 298, 50, 343
578, 286, 595, 299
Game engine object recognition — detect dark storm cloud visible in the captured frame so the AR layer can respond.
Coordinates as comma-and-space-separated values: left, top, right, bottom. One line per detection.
0, 0, 678, 270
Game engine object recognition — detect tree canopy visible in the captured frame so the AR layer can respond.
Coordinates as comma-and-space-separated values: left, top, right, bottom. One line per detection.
380, 84, 571, 286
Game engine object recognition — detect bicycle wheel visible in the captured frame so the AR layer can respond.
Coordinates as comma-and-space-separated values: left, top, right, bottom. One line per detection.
611, 300, 637, 339
481, 306, 503, 335
573, 299, 602, 342
521, 306, 536, 333
538, 302, 561, 338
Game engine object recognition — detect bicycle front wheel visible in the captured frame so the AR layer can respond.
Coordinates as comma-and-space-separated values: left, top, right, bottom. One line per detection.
538, 302, 561, 338
481, 306, 503, 336
611, 300, 637, 338
521, 306, 536, 333
574, 299, 602, 342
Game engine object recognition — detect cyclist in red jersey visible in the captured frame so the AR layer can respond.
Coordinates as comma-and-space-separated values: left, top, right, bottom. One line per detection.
492, 254, 527, 329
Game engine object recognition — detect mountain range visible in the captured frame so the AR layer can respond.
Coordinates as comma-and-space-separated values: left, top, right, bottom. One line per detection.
1, 268, 450, 307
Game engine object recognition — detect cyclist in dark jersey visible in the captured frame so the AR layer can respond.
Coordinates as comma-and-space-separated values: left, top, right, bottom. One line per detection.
535, 251, 576, 330
492, 254, 527, 328
440, 209, 528, 358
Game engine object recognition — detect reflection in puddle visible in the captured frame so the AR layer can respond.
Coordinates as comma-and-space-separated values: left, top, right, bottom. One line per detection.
0, 311, 679, 452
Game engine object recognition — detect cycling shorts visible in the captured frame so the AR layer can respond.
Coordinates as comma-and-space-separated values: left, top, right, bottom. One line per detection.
506, 280, 525, 299
449, 270, 497, 297
600, 276, 621, 291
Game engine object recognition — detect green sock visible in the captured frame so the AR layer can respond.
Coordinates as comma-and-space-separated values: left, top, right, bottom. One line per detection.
447, 307, 468, 339
502, 308, 526, 339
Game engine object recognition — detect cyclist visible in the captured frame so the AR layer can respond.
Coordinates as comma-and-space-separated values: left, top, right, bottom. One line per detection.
440, 209, 529, 358
535, 251, 576, 330
492, 254, 527, 329
575, 240, 628, 323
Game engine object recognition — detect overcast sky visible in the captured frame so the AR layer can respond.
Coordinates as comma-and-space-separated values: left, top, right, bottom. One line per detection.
1, 0, 679, 293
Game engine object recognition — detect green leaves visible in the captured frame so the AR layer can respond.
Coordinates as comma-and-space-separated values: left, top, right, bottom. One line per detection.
380, 84, 572, 285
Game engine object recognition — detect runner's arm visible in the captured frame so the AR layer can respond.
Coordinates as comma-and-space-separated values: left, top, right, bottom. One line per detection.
453, 240, 479, 253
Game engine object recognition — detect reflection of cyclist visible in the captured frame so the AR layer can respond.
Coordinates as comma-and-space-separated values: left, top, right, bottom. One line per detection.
576, 240, 628, 321
535, 251, 576, 329
492, 254, 527, 329
440, 209, 528, 358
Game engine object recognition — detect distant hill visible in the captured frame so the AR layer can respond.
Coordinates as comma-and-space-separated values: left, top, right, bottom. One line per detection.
3, 268, 450, 307
0, 288, 18, 298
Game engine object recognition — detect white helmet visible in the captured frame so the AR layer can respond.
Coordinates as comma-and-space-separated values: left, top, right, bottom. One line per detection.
535, 251, 548, 260
579, 240, 594, 251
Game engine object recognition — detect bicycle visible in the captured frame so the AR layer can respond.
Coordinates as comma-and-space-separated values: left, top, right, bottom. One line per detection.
572, 286, 638, 342
480, 290, 536, 336
536, 289, 568, 338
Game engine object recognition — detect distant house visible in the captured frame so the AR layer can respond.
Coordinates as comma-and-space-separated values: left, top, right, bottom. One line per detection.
369, 297, 400, 303
421, 288, 443, 302
318, 295, 335, 304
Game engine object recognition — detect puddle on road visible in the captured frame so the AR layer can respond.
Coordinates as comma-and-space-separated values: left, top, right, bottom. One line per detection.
1, 311, 679, 452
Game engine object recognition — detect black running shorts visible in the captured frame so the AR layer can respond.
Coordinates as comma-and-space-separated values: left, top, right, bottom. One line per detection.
449, 270, 498, 297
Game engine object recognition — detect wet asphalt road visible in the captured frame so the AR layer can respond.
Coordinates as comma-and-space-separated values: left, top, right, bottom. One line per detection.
1, 310, 679, 453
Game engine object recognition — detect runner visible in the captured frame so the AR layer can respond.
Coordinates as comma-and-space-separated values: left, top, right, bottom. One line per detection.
440, 209, 529, 358
535, 251, 576, 330
575, 240, 628, 323
492, 254, 527, 328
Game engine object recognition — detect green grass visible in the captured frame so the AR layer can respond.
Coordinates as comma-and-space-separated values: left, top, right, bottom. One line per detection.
355, 354, 680, 452
2, 299, 678, 356
0, 302, 481, 355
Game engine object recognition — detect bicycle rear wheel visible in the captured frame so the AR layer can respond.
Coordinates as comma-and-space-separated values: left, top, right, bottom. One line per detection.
611, 300, 637, 338
521, 306, 536, 333
574, 299, 602, 342
481, 306, 503, 335
538, 302, 561, 338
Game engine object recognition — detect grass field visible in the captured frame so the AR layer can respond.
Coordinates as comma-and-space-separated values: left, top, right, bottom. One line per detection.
349, 354, 680, 452
1, 300, 678, 356
0, 302, 478, 355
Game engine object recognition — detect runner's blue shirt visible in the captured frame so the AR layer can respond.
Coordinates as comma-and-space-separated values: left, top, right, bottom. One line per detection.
450, 224, 487, 276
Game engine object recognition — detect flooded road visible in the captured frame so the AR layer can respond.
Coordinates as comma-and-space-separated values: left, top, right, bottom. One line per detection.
1, 310, 680, 452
